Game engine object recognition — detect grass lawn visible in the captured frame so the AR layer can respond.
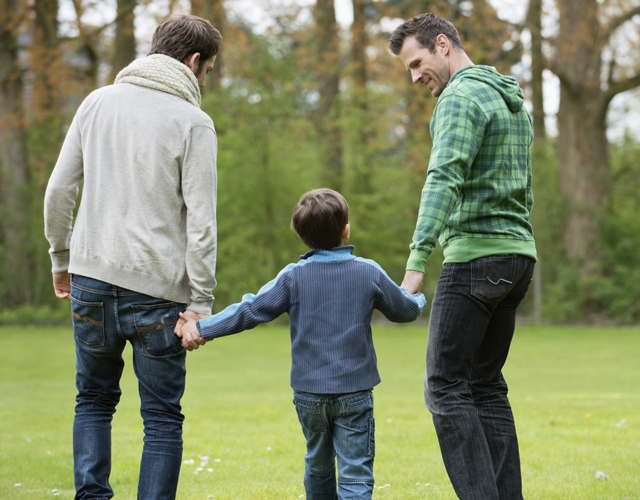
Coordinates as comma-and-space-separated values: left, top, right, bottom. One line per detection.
1, 324, 638, 499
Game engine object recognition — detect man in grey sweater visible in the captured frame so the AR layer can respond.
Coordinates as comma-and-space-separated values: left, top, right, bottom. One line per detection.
44, 15, 222, 500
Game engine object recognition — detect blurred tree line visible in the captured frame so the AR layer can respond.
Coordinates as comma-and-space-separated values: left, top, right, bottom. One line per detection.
1, 0, 639, 325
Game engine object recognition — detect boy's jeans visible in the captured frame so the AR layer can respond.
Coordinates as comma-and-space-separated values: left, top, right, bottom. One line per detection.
70, 275, 187, 500
293, 390, 375, 500
425, 254, 535, 500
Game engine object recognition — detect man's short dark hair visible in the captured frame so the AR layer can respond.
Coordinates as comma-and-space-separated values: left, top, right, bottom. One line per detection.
388, 13, 463, 56
149, 15, 223, 62
291, 189, 349, 250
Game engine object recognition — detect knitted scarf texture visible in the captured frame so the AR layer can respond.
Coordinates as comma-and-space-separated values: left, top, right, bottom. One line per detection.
115, 54, 201, 107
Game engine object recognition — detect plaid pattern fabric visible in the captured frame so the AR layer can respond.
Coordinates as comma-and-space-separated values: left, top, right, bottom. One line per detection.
407, 65, 535, 272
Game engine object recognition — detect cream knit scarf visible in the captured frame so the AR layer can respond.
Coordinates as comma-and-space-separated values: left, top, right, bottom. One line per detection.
115, 54, 201, 108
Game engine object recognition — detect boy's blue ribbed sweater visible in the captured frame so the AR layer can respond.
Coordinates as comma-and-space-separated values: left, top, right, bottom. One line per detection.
197, 245, 427, 394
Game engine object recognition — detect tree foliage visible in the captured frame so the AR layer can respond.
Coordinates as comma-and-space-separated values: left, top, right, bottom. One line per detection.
0, 0, 639, 324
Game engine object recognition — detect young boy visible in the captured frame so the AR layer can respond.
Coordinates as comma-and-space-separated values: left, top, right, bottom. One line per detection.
177, 188, 426, 499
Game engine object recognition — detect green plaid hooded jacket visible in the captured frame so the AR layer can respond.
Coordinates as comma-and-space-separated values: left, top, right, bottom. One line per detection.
407, 65, 537, 273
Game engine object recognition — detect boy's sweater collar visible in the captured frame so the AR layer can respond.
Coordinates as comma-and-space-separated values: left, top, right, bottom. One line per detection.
301, 245, 355, 262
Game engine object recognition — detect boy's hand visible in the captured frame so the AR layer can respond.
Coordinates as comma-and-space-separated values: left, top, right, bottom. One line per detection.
182, 329, 206, 351
177, 311, 207, 351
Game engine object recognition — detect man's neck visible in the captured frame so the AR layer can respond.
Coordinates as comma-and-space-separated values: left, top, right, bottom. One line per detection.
449, 49, 474, 76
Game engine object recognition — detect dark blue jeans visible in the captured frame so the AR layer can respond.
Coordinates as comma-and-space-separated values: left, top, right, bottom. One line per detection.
70, 275, 187, 500
425, 255, 535, 500
293, 390, 375, 499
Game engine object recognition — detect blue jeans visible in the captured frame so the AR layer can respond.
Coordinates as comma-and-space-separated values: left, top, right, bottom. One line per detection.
425, 255, 535, 500
293, 390, 375, 500
70, 275, 187, 500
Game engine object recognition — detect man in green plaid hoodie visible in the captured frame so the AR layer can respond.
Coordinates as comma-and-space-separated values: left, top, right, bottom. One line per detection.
389, 13, 537, 500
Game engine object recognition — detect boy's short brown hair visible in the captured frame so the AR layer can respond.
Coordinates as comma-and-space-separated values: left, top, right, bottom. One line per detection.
291, 189, 349, 250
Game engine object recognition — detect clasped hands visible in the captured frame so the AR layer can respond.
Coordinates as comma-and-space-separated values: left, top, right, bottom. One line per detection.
174, 310, 209, 351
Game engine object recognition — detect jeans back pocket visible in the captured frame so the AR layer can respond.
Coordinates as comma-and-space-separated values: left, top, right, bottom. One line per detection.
71, 297, 105, 348
471, 256, 516, 302
132, 302, 181, 356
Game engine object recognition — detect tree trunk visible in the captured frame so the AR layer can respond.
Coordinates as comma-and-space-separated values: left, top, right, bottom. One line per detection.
351, 0, 371, 194
314, 0, 343, 191
553, 0, 609, 273
30, 0, 63, 306
557, 89, 610, 268
0, 0, 32, 305
191, 0, 225, 90
526, 0, 546, 323
526, 0, 545, 140
111, 0, 137, 80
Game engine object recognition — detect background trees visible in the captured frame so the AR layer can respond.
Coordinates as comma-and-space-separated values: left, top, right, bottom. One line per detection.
1, 0, 639, 324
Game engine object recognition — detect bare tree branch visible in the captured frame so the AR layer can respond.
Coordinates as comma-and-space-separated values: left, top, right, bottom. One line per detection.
606, 72, 640, 100
601, 5, 640, 40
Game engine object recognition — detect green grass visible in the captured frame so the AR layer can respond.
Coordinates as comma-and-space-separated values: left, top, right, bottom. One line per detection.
1, 325, 638, 499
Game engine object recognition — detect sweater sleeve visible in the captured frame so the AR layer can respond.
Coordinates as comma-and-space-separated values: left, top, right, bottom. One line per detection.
197, 267, 293, 339
182, 124, 218, 314
44, 111, 85, 273
374, 268, 427, 323
407, 94, 487, 272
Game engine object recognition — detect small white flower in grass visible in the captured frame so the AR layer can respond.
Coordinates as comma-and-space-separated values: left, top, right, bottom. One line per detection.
299, 495, 305, 498
387, 418, 393, 423
53, 493, 60, 497
615, 419, 627, 428
208, 496, 214, 498
594, 471, 609, 480
385, 484, 390, 487
425, 483, 431, 486
215, 458, 222, 463
415, 482, 420, 486
15, 484, 21, 487
52, 489, 58, 493
184, 459, 195, 465
208, 468, 213, 472
266, 447, 272, 451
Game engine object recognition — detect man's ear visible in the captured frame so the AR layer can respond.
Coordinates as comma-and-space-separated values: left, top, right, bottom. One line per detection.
436, 34, 449, 54
183, 52, 201, 72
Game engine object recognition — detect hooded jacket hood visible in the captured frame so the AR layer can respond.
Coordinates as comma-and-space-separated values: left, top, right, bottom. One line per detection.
449, 65, 524, 113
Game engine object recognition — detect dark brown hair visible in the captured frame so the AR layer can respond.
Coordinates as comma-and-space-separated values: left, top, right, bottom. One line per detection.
149, 15, 223, 63
388, 13, 462, 56
291, 189, 349, 250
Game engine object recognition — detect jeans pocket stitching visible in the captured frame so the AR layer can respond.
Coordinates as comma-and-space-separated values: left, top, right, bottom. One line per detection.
71, 297, 105, 348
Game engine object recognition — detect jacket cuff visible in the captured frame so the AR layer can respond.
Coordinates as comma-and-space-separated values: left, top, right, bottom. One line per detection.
406, 249, 429, 273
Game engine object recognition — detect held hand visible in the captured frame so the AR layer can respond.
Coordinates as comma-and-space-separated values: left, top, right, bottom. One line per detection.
53, 272, 71, 301
181, 329, 206, 351
174, 309, 208, 337
401, 270, 425, 295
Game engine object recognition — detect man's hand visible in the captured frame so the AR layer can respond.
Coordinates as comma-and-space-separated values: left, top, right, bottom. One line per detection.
53, 272, 71, 301
401, 270, 424, 294
174, 309, 208, 337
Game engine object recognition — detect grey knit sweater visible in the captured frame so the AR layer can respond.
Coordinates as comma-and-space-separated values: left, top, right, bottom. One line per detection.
44, 56, 217, 314
197, 246, 427, 393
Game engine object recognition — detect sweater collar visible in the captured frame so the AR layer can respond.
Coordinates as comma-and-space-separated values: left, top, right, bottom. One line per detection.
301, 245, 355, 262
